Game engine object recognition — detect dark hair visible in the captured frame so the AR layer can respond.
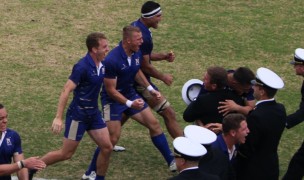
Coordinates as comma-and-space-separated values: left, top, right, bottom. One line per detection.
207, 66, 228, 89
86, 32, 107, 52
233, 67, 255, 85
0, 104, 4, 109
222, 113, 246, 134
123, 25, 141, 40
141, 1, 160, 14
262, 86, 277, 98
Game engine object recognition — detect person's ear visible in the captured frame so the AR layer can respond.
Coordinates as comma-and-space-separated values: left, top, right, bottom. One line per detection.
92, 47, 97, 54
259, 87, 265, 96
180, 158, 186, 165
211, 84, 217, 91
230, 130, 236, 137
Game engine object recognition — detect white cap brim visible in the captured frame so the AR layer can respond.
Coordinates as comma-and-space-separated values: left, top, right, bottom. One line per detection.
181, 79, 203, 105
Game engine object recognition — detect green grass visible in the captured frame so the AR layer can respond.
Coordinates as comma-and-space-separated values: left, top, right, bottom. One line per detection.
1, 0, 304, 179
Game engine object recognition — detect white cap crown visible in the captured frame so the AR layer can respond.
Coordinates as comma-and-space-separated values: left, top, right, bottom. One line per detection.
184, 125, 217, 145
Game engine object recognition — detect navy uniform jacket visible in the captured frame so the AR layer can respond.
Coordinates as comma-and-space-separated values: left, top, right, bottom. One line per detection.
168, 168, 220, 180
282, 80, 304, 180
286, 80, 304, 128
183, 89, 244, 125
235, 100, 286, 180
199, 147, 234, 180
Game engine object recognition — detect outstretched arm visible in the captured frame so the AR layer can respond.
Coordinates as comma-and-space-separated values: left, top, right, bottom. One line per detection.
140, 54, 173, 86
218, 99, 255, 116
0, 157, 46, 176
150, 51, 175, 62
52, 79, 76, 134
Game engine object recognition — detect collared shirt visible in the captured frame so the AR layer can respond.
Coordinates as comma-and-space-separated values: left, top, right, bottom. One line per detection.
228, 145, 236, 160
0, 131, 6, 147
255, 98, 275, 106
0, 128, 22, 165
102, 42, 143, 101
180, 166, 199, 173
211, 134, 238, 162
68, 53, 104, 116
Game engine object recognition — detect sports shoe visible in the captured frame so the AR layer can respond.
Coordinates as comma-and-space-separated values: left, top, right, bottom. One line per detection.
81, 171, 96, 180
169, 160, 177, 172
113, 145, 126, 152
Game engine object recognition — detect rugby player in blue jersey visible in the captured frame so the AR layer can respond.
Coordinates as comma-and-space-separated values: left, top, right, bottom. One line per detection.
0, 104, 46, 179
29, 32, 113, 180
82, 26, 175, 180
130, 1, 182, 139
110, 0, 182, 153
109, 0, 182, 153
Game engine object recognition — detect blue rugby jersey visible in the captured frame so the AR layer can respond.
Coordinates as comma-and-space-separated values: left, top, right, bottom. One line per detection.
131, 19, 153, 56
131, 19, 154, 83
102, 42, 143, 102
68, 53, 104, 117
0, 128, 22, 165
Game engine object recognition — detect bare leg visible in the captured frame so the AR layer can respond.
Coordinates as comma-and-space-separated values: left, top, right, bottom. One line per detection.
132, 108, 162, 137
158, 106, 183, 138
106, 121, 122, 146
146, 95, 182, 138
132, 107, 174, 165
40, 138, 79, 165
88, 127, 113, 177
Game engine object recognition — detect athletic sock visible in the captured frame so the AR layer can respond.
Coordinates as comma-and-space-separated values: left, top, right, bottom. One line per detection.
151, 133, 174, 166
95, 175, 105, 180
85, 147, 100, 175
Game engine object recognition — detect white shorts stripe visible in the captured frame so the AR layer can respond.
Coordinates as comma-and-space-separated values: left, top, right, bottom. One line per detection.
68, 120, 79, 140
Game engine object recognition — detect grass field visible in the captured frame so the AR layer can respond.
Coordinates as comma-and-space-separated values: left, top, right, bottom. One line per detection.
1, 0, 304, 179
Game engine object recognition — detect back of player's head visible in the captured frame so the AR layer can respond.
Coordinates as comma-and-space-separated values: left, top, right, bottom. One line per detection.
0, 103, 4, 109
222, 113, 246, 134
207, 66, 228, 89
141, 1, 161, 18
86, 32, 107, 52
233, 67, 255, 85
141, 1, 161, 13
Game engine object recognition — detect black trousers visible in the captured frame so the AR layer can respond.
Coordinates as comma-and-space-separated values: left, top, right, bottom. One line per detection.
282, 141, 304, 180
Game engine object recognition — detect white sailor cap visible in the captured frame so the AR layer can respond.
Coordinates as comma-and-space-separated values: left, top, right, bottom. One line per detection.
250, 67, 284, 90
173, 137, 207, 161
290, 48, 304, 65
183, 125, 217, 145
181, 79, 203, 105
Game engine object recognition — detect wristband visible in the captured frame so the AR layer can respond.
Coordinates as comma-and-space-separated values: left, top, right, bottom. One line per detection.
126, 100, 133, 108
147, 85, 154, 92
20, 160, 25, 168
17, 161, 22, 169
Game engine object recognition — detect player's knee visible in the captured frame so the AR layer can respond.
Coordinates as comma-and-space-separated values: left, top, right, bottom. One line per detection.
110, 136, 120, 145
148, 119, 162, 133
102, 143, 113, 153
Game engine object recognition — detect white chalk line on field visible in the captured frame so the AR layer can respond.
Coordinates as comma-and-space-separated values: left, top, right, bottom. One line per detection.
12, 176, 58, 180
